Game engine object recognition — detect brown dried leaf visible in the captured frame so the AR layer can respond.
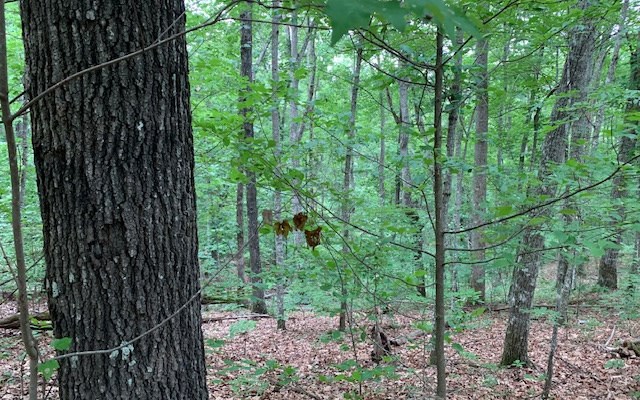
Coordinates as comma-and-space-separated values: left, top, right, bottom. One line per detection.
275, 220, 291, 238
293, 212, 308, 230
304, 227, 322, 250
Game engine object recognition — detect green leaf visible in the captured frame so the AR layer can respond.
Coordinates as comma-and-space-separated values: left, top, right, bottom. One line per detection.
325, 0, 375, 45
494, 205, 514, 217
52, 337, 72, 351
206, 339, 225, 349
38, 359, 59, 381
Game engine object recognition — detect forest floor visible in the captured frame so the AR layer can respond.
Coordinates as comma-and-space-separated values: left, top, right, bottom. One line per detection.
0, 301, 639, 399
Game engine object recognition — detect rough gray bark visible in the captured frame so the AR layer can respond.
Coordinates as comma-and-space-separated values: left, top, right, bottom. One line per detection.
21, 1, 208, 398
240, 6, 267, 315
470, 36, 488, 302
544, 27, 596, 395
501, 2, 597, 366
598, 30, 639, 290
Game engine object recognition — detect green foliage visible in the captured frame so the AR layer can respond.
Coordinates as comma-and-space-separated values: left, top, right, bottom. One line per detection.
38, 359, 59, 381
324, 0, 480, 44
228, 320, 257, 338
51, 337, 72, 351
604, 359, 625, 370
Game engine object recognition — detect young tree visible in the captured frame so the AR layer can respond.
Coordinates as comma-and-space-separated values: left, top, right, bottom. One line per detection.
20, 1, 208, 398
271, 0, 287, 330
339, 40, 363, 331
470, 36, 489, 302
240, 4, 267, 314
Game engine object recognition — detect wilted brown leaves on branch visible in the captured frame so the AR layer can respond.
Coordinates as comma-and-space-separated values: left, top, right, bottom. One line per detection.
293, 212, 308, 230
274, 220, 291, 238
304, 227, 322, 250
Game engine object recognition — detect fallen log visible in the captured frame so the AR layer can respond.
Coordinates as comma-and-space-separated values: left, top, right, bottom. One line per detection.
0, 311, 50, 330
607, 339, 640, 358
201, 314, 272, 323
0, 311, 271, 330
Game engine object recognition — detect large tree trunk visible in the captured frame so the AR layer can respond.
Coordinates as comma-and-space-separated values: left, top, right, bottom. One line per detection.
543, 26, 596, 396
470, 36, 488, 302
240, 6, 267, 315
501, 2, 597, 366
20, 1, 208, 399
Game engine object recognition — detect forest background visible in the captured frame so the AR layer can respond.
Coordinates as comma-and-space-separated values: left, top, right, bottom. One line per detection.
0, 0, 639, 399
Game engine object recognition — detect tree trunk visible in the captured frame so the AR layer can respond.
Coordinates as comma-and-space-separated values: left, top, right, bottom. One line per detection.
598, 30, 639, 290
591, 0, 628, 150
433, 28, 447, 399
379, 91, 386, 206
501, 2, 597, 366
0, 5, 39, 398
470, 36, 488, 302
544, 25, 596, 395
21, 1, 208, 398
236, 183, 247, 283
339, 42, 362, 331
240, 6, 267, 315
271, 0, 286, 330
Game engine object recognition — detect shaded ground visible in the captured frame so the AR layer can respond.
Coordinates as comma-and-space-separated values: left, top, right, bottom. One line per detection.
1, 301, 639, 399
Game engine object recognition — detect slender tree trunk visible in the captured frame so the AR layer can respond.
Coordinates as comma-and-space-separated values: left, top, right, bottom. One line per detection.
287, 13, 303, 220
271, 0, 286, 329
591, 0, 628, 150
501, 3, 597, 366
379, 90, 386, 206
444, 28, 463, 225
339, 43, 362, 331
496, 36, 511, 168
21, 1, 208, 397
384, 87, 402, 205
598, 30, 639, 290
240, 6, 267, 315
16, 112, 29, 209
470, 36, 489, 302
433, 28, 447, 399
236, 183, 247, 283
447, 29, 464, 293
398, 78, 424, 297
0, 4, 38, 398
